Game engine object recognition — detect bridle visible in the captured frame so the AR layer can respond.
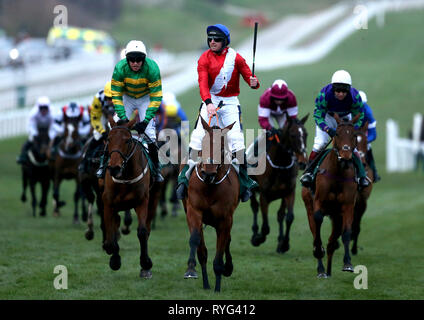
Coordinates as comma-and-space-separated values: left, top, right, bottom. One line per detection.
108, 126, 138, 173
332, 122, 356, 162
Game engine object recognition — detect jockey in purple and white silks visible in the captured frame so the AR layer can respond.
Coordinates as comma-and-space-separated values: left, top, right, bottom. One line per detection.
299, 70, 370, 189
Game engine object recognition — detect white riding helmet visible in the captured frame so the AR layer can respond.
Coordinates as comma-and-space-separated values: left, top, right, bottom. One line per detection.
125, 40, 147, 56
162, 92, 176, 105
358, 90, 367, 103
36, 96, 51, 108
331, 70, 352, 85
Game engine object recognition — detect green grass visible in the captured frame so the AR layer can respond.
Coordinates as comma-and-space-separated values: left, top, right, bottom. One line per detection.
1, 10, 424, 299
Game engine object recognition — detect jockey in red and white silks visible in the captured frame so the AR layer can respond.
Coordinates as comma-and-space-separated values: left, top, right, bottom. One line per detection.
189, 26, 260, 153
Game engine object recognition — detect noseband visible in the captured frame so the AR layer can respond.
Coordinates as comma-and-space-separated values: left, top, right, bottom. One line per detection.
333, 123, 355, 162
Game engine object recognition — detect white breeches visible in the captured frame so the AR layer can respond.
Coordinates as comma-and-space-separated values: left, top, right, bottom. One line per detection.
189, 97, 245, 153
123, 94, 156, 142
312, 113, 352, 152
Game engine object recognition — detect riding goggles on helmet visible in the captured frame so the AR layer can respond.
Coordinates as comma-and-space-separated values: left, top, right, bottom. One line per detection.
332, 83, 350, 93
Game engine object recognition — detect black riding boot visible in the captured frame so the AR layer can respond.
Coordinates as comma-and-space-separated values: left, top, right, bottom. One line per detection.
366, 148, 381, 182
17, 140, 32, 164
148, 142, 164, 183
176, 147, 198, 200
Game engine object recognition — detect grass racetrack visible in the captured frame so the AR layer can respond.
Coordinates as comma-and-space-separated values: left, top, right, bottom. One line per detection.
1, 11, 423, 300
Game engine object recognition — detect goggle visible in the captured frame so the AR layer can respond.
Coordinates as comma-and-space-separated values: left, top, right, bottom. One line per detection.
333, 84, 350, 93
127, 56, 144, 63
39, 105, 49, 110
207, 36, 224, 43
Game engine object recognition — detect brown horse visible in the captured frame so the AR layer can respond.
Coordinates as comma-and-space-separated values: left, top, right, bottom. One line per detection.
20, 126, 51, 217
352, 122, 373, 255
102, 117, 160, 278
301, 113, 361, 278
250, 114, 309, 253
182, 117, 239, 292
49, 115, 87, 223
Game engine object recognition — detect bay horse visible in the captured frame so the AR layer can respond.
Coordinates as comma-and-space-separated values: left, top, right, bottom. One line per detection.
102, 117, 160, 278
352, 122, 373, 255
80, 136, 133, 242
301, 113, 361, 278
20, 126, 51, 217
182, 117, 239, 292
250, 114, 309, 253
49, 115, 87, 223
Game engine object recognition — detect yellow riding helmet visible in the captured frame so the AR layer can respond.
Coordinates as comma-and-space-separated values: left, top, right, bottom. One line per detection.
165, 104, 178, 117
104, 81, 112, 98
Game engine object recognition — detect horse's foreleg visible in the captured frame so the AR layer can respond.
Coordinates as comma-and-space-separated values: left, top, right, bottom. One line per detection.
341, 204, 355, 272
29, 180, 37, 217
352, 198, 366, 255
250, 192, 260, 246
184, 205, 203, 282
102, 204, 121, 271
276, 198, 287, 253
311, 203, 326, 277
213, 221, 232, 293
252, 194, 269, 246
326, 214, 342, 277
197, 228, 210, 289
136, 196, 153, 279
39, 178, 50, 217
21, 169, 28, 203
73, 183, 81, 224
52, 177, 61, 217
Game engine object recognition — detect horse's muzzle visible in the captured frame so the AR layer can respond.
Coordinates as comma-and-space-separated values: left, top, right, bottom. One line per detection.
201, 170, 216, 184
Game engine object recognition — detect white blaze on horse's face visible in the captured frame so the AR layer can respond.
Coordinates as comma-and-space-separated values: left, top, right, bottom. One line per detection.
65, 123, 75, 148
357, 135, 362, 143
298, 127, 306, 158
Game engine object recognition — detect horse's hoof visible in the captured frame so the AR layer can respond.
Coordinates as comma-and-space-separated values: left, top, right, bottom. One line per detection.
184, 270, 198, 279
251, 235, 265, 247
85, 230, 94, 241
53, 211, 60, 217
21, 195, 27, 202
140, 269, 152, 279
277, 242, 290, 253
73, 217, 80, 225
40, 210, 46, 217
82, 213, 88, 222
121, 227, 130, 235
342, 264, 354, 272
58, 201, 66, 208
109, 255, 121, 271
317, 273, 328, 279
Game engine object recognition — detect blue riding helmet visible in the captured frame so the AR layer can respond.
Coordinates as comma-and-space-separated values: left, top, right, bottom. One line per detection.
207, 24, 230, 46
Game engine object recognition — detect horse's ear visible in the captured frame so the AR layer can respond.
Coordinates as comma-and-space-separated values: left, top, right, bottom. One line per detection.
300, 113, 309, 124
334, 113, 341, 124
200, 117, 211, 132
361, 121, 368, 133
352, 113, 361, 125
222, 121, 235, 136
108, 114, 116, 128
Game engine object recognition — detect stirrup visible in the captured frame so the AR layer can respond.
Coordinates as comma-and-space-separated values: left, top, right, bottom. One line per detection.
300, 172, 313, 187
154, 172, 164, 183
96, 168, 105, 178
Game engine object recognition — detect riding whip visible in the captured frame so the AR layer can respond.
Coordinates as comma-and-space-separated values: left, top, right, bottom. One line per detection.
252, 22, 259, 76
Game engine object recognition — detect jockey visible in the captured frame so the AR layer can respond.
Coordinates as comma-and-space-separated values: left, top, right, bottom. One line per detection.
17, 96, 54, 164
300, 70, 370, 189
175, 23, 260, 202
110, 40, 164, 182
49, 101, 91, 159
155, 92, 188, 137
358, 90, 380, 182
80, 81, 115, 175
258, 79, 298, 133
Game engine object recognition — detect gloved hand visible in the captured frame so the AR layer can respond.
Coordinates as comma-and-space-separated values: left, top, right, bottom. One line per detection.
101, 132, 108, 140
326, 127, 337, 138
134, 121, 148, 134
266, 127, 279, 137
